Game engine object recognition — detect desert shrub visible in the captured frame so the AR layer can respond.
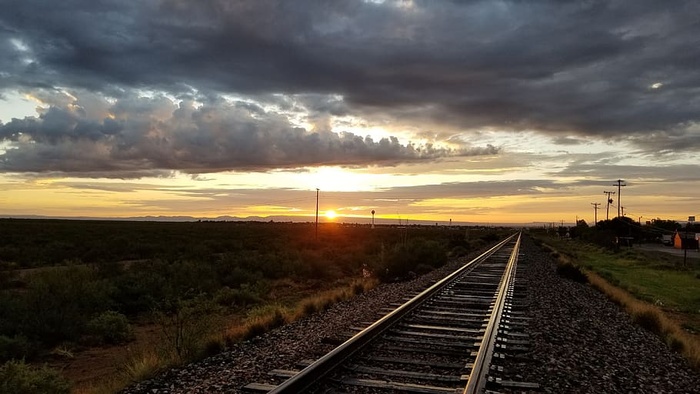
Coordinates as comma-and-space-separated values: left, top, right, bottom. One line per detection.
220, 251, 294, 281
216, 259, 264, 289
166, 259, 219, 295
93, 259, 124, 278
449, 246, 468, 258
467, 238, 487, 251
555, 262, 588, 283
213, 285, 263, 308
376, 238, 447, 281
155, 297, 223, 362
0, 247, 21, 265
21, 266, 113, 345
480, 232, 500, 243
414, 263, 435, 275
0, 263, 20, 289
85, 311, 133, 345
111, 268, 168, 315
0, 293, 22, 337
0, 335, 37, 362
0, 360, 70, 394
292, 249, 339, 280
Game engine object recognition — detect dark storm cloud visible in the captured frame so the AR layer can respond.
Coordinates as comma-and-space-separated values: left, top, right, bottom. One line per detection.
1, 0, 699, 169
555, 162, 700, 183
0, 94, 491, 176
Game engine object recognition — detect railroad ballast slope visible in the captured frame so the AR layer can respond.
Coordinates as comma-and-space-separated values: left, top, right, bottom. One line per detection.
520, 235, 700, 393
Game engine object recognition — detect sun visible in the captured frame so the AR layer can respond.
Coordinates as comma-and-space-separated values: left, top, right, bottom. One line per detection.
325, 210, 337, 220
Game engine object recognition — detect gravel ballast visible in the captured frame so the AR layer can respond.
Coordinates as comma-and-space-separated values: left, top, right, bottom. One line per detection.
122, 234, 700, 393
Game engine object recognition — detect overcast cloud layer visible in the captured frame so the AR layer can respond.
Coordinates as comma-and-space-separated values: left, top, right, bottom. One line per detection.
1, 0, 699, 176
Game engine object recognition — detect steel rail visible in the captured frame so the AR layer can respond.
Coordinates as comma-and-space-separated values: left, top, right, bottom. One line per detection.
463, 232, 521, 394
268, 232, 520, 394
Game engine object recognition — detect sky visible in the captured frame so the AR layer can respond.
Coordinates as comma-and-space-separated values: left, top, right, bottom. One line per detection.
1, 0, 699, 225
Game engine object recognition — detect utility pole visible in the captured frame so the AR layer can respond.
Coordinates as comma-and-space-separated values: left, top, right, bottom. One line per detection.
613, 179, 626, 218
603, 190, 615, 220
591, 202, 600, 225
315, 188, 319, 241
684, 216, 695, 268
621, 206, 625, 217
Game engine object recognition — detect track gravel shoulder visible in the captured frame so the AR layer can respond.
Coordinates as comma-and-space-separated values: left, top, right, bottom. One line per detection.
520, 235, 700, 393
122, 235, 700, 393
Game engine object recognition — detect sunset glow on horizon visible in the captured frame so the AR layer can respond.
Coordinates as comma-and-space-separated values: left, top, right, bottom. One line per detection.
1, 1, 699, 225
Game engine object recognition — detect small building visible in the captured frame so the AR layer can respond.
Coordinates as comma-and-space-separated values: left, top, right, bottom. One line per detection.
672, 231, 700, 250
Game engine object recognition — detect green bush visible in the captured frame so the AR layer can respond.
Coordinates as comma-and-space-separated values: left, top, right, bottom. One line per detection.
449, 246, 468, 258
0, 359, 70, 394
85, 311, 133, 345
376, 238, 447, 281
0, 335, 36, 362
111, 269, 167, 315
414, 263, 435, 275
213, 286, 263, 308
0, 293, 23, 337
21, 266, 114, 345
156, 297, 223, 362
216, 260, 264, 289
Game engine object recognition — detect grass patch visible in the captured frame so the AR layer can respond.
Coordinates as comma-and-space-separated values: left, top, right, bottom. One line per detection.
119, 347, 165, 384
587, 272, 700, 369
542, 238, 700, 312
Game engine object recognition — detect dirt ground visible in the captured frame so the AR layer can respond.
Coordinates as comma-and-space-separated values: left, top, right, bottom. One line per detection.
45, 322, 161, 391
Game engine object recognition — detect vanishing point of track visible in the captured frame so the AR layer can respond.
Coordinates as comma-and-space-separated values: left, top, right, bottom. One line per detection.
245, 232, 538, 393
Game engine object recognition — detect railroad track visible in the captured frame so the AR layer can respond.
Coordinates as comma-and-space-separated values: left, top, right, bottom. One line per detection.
244, 232, 538, 393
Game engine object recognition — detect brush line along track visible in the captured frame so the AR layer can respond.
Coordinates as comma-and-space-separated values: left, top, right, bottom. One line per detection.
245, 232, 536, 393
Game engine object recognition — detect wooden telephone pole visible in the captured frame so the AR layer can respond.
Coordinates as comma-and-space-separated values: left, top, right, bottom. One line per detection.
613, 179, 626, 218
591, 202, 600, 226
315, 188, 319, 241
603, 190, 615, 220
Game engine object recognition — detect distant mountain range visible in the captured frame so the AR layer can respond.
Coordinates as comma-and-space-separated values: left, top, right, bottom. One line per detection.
1, 213, 461, 225
0, 214, 547, 227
